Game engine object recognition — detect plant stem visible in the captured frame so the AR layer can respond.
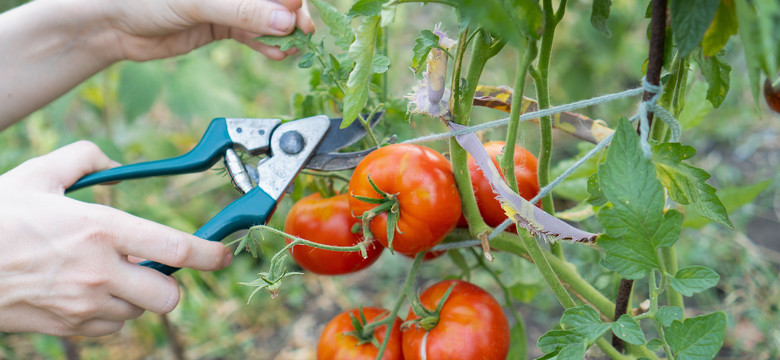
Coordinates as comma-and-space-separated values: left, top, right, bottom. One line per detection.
375, 252, 425, 359
518, 231, 576, 308
596, 338, 631, 360
661, 246, 685, 311
612, 279, 634, 352
650, 271, 676, 360
533, 0, 565, 260
501, 40, 538, 193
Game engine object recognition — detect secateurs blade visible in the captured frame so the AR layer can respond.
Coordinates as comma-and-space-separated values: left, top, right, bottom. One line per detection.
66, 113, 384, 275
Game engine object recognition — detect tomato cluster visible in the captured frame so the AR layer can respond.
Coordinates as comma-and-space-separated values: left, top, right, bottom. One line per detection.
317, 280, 510, 360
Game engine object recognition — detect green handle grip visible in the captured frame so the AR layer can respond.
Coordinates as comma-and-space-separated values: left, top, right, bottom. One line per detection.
66, 118, 232, 193
139, 187, 277, 275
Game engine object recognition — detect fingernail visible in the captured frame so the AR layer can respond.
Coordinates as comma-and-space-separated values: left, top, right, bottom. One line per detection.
222, 252, 233, 268
270, 10, 295, 32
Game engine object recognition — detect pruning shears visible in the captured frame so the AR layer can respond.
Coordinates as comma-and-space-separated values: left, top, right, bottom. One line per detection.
66, 114, 382, 275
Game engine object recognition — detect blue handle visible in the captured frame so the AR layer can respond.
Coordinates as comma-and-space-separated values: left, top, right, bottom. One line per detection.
66, 118, 232, 193
139, 187, 278, 275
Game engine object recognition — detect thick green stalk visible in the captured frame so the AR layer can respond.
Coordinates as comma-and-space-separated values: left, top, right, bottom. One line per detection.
374, 253, 424, 359
518, 231, 576, 308
532, 0, 565, 259
661, 246, 685, 310
450, 31, 494, 236
501, 40, 537, 193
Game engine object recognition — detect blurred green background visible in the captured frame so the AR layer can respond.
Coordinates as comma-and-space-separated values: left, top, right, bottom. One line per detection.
1, 0, 779, 359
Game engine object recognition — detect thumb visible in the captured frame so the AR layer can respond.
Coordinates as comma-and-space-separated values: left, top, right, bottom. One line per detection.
11, 141, 118, 193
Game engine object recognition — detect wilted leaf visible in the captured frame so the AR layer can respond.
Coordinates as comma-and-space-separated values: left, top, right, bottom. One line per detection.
692, 50, 732, 108
701, 0, 738, 56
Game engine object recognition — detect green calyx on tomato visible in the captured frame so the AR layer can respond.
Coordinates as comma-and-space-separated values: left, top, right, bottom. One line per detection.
317, 307, 404, 360
402, 283, 456, 332
348, 144, 462, 255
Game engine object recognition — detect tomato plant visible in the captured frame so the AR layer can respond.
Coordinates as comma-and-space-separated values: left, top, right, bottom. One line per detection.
317, 307, 404, 360
401, 279, 510, 360
347, 143, 461, 254
284, 193, 383, 275
457, 140, 539, 229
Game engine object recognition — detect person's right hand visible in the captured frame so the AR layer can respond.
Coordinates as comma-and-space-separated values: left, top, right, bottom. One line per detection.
0, 141, 232, 336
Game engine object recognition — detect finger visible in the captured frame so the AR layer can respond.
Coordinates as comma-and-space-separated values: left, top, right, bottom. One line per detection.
182, 0, 298, 36
9, 141, 116, 193
71, 319, 126, 337
96, 296, 145, 322
270, 0, 303, 11
110, 263, 182, 314
99, 205, 232, 271
296, 0, 315, 34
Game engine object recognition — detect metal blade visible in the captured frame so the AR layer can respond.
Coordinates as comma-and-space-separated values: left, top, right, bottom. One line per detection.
306, 135, 397, 171
314, 112, 384, 155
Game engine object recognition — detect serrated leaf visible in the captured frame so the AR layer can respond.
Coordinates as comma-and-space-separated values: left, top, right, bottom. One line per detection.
612, 314, 646, 345
586, 173, 608, 207
670, 266, 720, 297
670, 0, 720, 57
692, 50, 732, 108
412, 30, 440, 72
347, 0, 383, 17
701, 0, 738, 56
455, 0, 542, 44
591, 0, 612, 37
684, 179, 771, 228
342, 16, 379, 128
560, 305, 611, 344
667, 312, 727, 360
298, 52, 316, 68
597, 119, 682, 279
310, 0, 354, 49
257, 28, 310, 51
118, 62, 164, 122
656, 306, 684, 327
538, 330, 586, 354
653, 142, 733, 229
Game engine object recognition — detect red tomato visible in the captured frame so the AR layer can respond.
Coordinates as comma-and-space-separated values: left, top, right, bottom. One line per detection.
765, 78, 780, 113
402, 280, 510, 360
317, 307, 404, 360
457, 141, 539, 230
348, 144, 461, 254
284, 193, 383, 275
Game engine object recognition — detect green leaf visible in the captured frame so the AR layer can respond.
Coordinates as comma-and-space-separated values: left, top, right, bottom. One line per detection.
678, 82, 714, 130
692, 50, 732, 108
669, 0, 720, 57
735, 0, 767, 103
166, 57, 241, 120
347, 0, 383, 17
118, 61, 164, 122
611, 314, 646, 345
507, 324, 527, 360
412, 30, 441, 72
537, 330, 585, 353
298, 52, 316, 68
597, 119, 682, 279
310, 0, 355, 49
667, 312, 727, 360
557, 343, 587, 360
701, 0, 738, 56
342, 16, 379, 128
257, 28, 310, 51
560, 305, 611, 344
586, 173, 608, 207
655, 306, 684, 327
652, 142, 733, 229
591, 0, 612, 37
371, 54, 391, 74
670, 266, 720, 297
647, 339, 664, 351
683, 179, 771, 228
455, 0, 543, 44
509, 282, 544, 303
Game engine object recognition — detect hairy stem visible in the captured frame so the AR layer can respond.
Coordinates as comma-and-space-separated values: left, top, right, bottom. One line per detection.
661, 246, 685, 311
375, 252, 425, 359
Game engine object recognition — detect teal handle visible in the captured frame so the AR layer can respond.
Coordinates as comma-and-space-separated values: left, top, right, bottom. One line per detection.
66, 118, 231, 193
139, 187, 277, 275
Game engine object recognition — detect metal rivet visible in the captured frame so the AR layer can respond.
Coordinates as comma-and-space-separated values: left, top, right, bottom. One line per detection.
258, 129, 265, 135
236, 127, 243, 133
279, 131, 305, 154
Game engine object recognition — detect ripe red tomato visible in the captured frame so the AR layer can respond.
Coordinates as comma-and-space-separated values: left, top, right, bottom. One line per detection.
348, 144, 461, 254
317, 307, 404, 360
284, 193, 383, 275
765, 78, 780, 113
402, 279, 510, 360
457, 141, 539, 230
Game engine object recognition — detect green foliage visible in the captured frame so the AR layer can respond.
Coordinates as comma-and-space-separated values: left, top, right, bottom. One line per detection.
611, 314, 646, 345
342, 15, 379, 128
669, 0, 720, 57
670, 266, 720, 297
656, 306, 685, 327
347, 0, 383, 17
692, 50, 732, 108
257, 28, 312, 51
412, 30, 441, 72
590, 0, 613, 37
560, 305, 611, 344
683, 179, 771, 228
701, 0, 738, 57
652, 142, 732, 229
455, 0, 543, 45
118, 62, 164, 122
597, 119, 682, 279
735, 0, 780, 102
311, 0, 355, 50
667, 312, 727, 360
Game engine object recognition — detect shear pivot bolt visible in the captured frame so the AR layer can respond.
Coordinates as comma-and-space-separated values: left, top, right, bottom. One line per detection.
279, 131, 305, 154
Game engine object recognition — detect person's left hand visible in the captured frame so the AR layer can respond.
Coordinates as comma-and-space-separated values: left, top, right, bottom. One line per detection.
93, 0, 315, 62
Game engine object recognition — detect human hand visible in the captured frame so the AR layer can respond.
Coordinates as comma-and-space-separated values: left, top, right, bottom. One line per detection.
96, 0, 315, 62
0, 141, 232, 336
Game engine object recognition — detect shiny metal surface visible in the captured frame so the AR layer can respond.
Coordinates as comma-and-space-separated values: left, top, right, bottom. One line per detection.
224, 148, 254, 194
226, 118, 280, 154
